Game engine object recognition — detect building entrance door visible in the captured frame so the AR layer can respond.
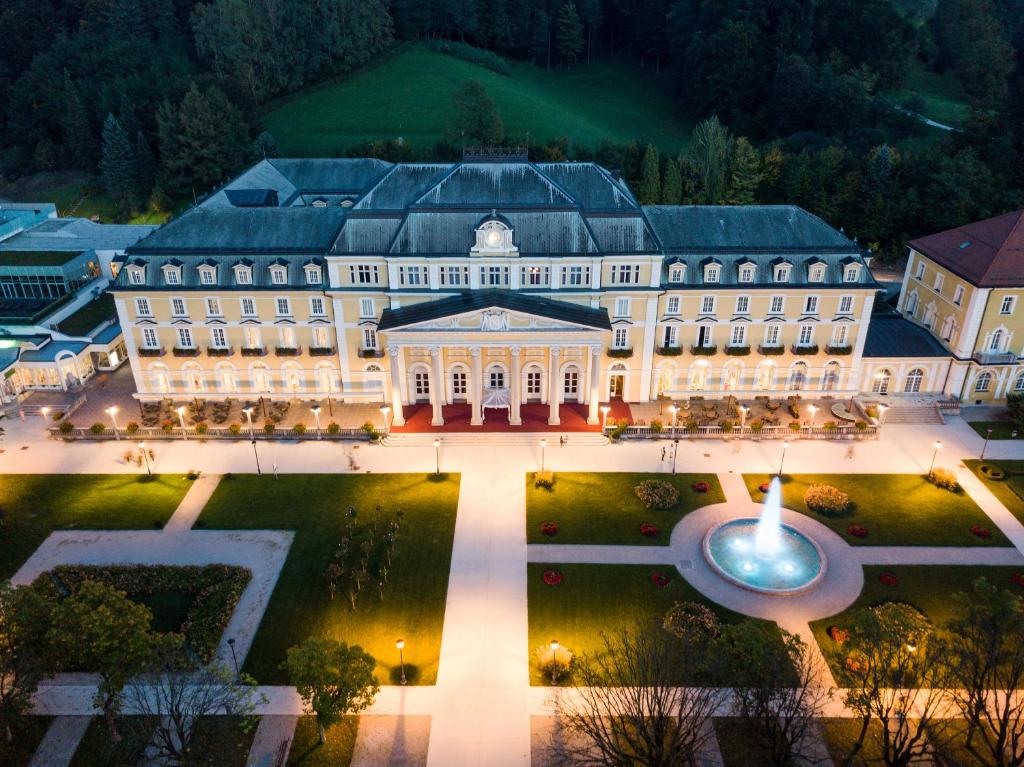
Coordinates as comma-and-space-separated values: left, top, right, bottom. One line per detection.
609, 374, 624, 398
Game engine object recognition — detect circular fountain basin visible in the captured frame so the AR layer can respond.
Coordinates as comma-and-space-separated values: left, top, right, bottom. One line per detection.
702, 518, 826, 595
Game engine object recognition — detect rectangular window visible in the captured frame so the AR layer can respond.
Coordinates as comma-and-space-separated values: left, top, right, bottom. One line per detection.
614, 297, 631, 317
244, 327, 261, 349
844, 266, 859, 282
730, 325, 747, 346
165, 269, 180, 285
933, 273, 944, 292
312, 327, 330, 349
809, 265, 826, 282
798, 324, 814, 346
700, 295, 715, 314
135, 297, 151, 316
735, 295, 750, 314
199, 270, 215, 285
235, 268, 252, 285
305, 267, 322, 285
210, 327, 227, 348
774, 266, 791, 282
612, 328, 629, 349
310, 297, 326, 316
129, 269, 144, 285
275, 297, 291, 316
838, 295, 854, 314
176, 327, 193, 348
521, 265, 549, 286
480, 266, 508, 287
953, 285, 965, 306
666, 296, 681, 315
350, 264, 380, 285
804, 295, 819, 314
770, 295, 785, 314
279, 327, 296, 348
915, 260, 925, 280
669, 265, 685, 283
662, 325, 678, 347
363, 328, 377, 349
240, 297, 256, 317
205, 297, 221, 317
611, 264, 639, 284
440, 265, 469, 286
1000, 296, 1016, 315
142, 327, 158, 348
764, 325, 781, 346
562, 265, 589, 286
399, 266, 426, 286
358, 298, 374, 318
738, 267, 754, 283
170, 297, 186, 317
832, 324, 849, 346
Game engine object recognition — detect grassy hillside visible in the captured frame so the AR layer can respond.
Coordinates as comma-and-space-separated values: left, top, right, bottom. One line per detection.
260, 44, 692, 155
886, 60, 970, 129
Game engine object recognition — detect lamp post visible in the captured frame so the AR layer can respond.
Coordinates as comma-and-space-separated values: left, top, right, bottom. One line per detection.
380, 405, 391, 436
540, 438, 547, 473
671, 438, 679, 475
175, 406, 188, 441
433, 438, 441, 475
40, 406, 50, 423
227, 637, 239, 681
807, 404, 817, 428
242, 407, 262, 476
139, 442, 152, 476
600, 405, 610, 432
396, 639, 407, 685
739, 405, 748, 430
311, 405, 322, 440
877, 404, 888, 425
779, 440, 789, 477
981, 428, 993, 460
928, 439, 942, 475
549, 639, 560, 685
669, 405, 677, 438
106, 406, 120, 440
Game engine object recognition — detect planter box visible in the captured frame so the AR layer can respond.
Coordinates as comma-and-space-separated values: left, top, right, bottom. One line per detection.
207, 346, 233, 357
310, 346, 338, 357
241, 347, 267, 357
274, 347, 301, 357
656, 346, 683, 356
172, 347, 200, 357
357, 348, 384, 358
825, 344, 852, 355
138, 347, 165, 357
690, 345, 717, 356
758, 345, 785, 356
607, 347, 634, 359
724, 345, 751, 356
791, 344, 819, 356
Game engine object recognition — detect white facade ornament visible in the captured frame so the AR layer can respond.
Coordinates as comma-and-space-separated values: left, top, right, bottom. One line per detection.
480, 310, 510, 332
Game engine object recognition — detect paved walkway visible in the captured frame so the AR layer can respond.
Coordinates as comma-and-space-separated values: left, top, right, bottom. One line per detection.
245, 715, 298, 767
27, 715, 91, 767
352, 716, 431, 767
163, 473, 222, 532
855, 546, 1024, 565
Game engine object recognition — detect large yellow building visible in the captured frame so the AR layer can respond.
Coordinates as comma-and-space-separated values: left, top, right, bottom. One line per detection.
108, 155, 1021, 427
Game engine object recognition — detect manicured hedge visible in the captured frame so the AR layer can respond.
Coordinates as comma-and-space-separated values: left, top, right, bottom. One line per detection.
40, 564, 251, 662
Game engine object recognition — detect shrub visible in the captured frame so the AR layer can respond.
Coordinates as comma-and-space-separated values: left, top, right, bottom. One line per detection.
685, 419, 699, 433
425, 39, 511, 74
855, 420, 868, 430
535, 643, 573, 684
788, 403, 800, 419
634, 480, 680, 509
927, 467, 960, 491
804, 484, 850, 515
195, 422, 208, 435
327, 421, 340, 434
59, 421, 74, 434
650, 572, 672, 587
719, 420, 734, 433
827, 625, 850, 644
542, 569, 563, 585
292, 423, 307, 436
865, 405, 879, 418
228, 423, 241, 435
663, 601, 720, 642
534, 470, 555, 489
360, 421, 379, 440
161, 420, 174, 432
750, 421, 764, 433
788, 421, 801, 431
90, 422, 107, 435
649, 419, 664, 433
822, 421, 837, 431
263, 422, 276, 434
125, 421, 140, 435
186, 469, 200, 480
979, 464, 1006, 480
609, 419, 628, 440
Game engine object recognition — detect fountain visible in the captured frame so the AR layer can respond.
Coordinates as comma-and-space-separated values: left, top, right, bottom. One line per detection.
702, 477, 826, 595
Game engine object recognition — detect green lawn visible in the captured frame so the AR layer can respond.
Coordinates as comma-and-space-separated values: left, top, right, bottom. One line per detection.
743, 473, 1008, 546
260, 44, 692, 155
198, 473, 460, 685
0, 170, 173, 225
57, 293, 116, 337
885, 60, 970, 128
526, 472, 724, 545
810, 565, 1024, 684
819, 718, 889, 767
287, 717, 358, 767
966, 459, 1024, 524
70, 718, 156, 767
968, 420, 1023, 440
527, 563, 781, 686
0, 474, 193, 580
70, 716, 254, 767
0, 716, 52, 767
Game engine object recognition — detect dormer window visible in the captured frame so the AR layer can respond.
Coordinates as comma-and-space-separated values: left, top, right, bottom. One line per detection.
269, 265, 287, 285
808, 263, 826, 283
668, 264, 685, 283
738, 264, 756, 283
843, 264, 860, 283
304, 265, 322, 285
311, 198, 328, 209
161, 263, 182, 285
127, 266, 146, 285
703, 263, 721, 283
198, 265, 217, 285
774, 264, 791, 282
234, 264, 252, 285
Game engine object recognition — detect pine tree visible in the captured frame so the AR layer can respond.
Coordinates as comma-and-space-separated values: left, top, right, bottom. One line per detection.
638, 144, 661, 205
100, 114, 138, 213
555, 2, 585, 64
59, 71, 94, 170
661, 157, 682, 204
133, 131, 156, 209
726, 137, 763, 204
686, 117, 734, 204
446, 81, 504, 146
860, 144, 900, 241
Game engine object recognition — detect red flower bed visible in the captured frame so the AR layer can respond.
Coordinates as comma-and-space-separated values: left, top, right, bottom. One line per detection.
879, 572, 899, 587
650, 572, 671, 587
540, 521, 559, 536
971, 525, 992, 539
640, 523, 660, 538
543, 569, 564, 586
847, 525, 868, 538
1013, 573, 1024, 588
691, 481, 710, 493
758, 482, 771, 493
827, 625, 850, 644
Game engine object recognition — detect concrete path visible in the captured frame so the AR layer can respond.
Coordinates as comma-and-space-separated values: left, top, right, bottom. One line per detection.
28, 715, 90, 767
717, 470, 753, 503
351, 715, 431, 767
526, 543, 675, 564
245, 715, 298, 767
163, 473, 222, 533
855, 546, 1024, 565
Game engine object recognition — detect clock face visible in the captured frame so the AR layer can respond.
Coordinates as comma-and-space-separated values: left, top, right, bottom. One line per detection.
485, 229, 501, 247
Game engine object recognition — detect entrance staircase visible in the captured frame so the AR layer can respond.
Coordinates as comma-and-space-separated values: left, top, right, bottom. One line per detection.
882, 404, 945, 425
382, 431, 609, 447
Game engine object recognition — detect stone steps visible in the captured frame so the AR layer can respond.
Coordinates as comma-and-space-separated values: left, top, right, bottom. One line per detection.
883, 406, 944, 425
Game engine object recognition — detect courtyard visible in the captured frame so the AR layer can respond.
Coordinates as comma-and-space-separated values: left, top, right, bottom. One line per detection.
2, 412, 1024, 766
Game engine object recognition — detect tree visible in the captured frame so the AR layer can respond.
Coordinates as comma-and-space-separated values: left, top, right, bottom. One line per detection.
839, 602, 949, 767
133, 130, 156, 208
548, 622, 726, 766
637, 144, 661, 204
683, 116, 734, 204
860, 144, 901, 243
59, 70, 94, 170
932, 0, 1013, 107
0, 584, 55, 743
285, 638, 379, 744
726, 137, 763, 204
122, 644, 263, 765
446, 81, 504, 146
554, 2, 585, 64
1008, 393, 1024, 432
941, 578, 1024, 767
661, 157, 683, 204
47, 580, 170, 741
100, 114, 138, 213
722, 622, 832, 766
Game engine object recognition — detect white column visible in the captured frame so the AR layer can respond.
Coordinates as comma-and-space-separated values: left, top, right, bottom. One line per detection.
470, 347, 483, 426
587, 344, 601, 424
429, 347, 444, 426
509, 346, 522, 426
548, 346, 561, 426
387, 345, 405, 426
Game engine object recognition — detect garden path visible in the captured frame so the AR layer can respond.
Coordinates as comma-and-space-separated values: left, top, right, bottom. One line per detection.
26, 715, 90, 767
163, 473, 222, 532
245, 715, 298, 767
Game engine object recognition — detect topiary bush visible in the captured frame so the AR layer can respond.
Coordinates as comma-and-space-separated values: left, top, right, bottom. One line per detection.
59, 421, 74, 434
228, 423, 241, 436
292, 423, 307, 436
804, 484, 850, 516
327, 421, 340, 435
927, 467, 960, 492
125, 421, 140, 435
663, 601, 721, 642
89, 422, 106, 434
634, 480, 680, 509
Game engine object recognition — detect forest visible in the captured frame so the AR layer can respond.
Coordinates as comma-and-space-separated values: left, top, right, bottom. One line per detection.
0, 0, 1021, 263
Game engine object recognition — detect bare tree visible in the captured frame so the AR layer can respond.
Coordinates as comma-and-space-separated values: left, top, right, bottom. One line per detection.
942, 577, 1024, 767
722, 622, 833, 766
548, 622, 726, 766
840, 602, 950, 767
122, 646, 263, 765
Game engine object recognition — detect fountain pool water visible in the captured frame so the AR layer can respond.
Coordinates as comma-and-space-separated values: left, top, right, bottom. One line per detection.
702, 477, 826, 595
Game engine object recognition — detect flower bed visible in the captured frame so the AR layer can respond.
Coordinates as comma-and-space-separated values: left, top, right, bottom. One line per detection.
650, 572, 671, 587
634, 480, 680, 509
691, 481, 710, 493
640, 523, 660, 538
970, 525, 992, 539
37, 564, 251, 662
1013, 573, 1024, 588
847, 525, 868, 538
826, 625, 849, 644
879, 572, 899, 587
543, 569, 564, 586
540, 521, 559, 536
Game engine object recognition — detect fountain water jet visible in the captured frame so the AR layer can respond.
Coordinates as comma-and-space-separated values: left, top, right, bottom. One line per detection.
754, 477, 784, 557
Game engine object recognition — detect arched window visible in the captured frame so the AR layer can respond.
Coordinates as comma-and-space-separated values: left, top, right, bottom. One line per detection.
821, 361, 840, 391
486, 364, 506, 389
940, 315, 956, 342
872, 369, 892, 394
975, 372, 993, 393
563, 365, 580, 399
688, 362, 708, 391
216, 364, 237, 393
788, 362, 808, 391
1015, 372, 1024, 393
251, 365, 273, 393
905, 292, 919, 316
990, 329, 1005, 352
904, 368, 924, 393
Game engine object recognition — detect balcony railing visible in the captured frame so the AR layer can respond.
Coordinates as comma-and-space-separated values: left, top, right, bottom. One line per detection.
357, 348, 384, 358
607, 347, 634, 359
138, 347, 165, 357
310, 346, 338, 357
656, 346, 683, 356
724, 345, 751, 356
791, 344, 819, 356
172, 347, 200, 357
240, 347, 267, 357
690, 345, 717, 356
275, 347, 301, 357
207, 346, 234, 357
758, 344, 785, 356
973, 351, 1017, 365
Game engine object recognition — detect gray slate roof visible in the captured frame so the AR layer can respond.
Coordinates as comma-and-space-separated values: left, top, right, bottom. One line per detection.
862, 314, 950, 358
0, 218, 157, 253
379, 289, 611, 331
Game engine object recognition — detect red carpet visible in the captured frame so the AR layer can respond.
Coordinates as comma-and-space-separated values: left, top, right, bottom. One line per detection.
391, 400, 633, 433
